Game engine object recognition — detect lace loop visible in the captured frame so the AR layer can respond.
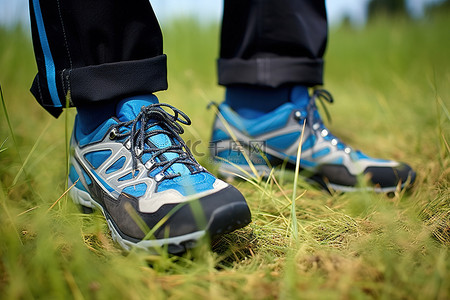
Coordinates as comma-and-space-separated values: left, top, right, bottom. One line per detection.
309, 89, 334, 125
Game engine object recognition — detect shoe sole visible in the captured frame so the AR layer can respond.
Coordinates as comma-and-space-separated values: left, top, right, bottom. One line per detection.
215, 160, 413, 194
69, 183, 251, 254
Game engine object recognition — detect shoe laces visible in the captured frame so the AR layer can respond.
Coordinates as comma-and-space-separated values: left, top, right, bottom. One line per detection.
110, 103, 200, 180
305, 89, 350, 152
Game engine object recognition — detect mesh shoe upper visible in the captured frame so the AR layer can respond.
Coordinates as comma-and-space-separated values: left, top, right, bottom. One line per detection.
210, 89, 416, 192
68, 95, 251, 251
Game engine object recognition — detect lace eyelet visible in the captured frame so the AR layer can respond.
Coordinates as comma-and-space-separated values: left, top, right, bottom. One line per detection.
293, 110, 302, 121
109, 128, 118, 140
135, 147, 143, 156
154, 172, 165, 182
145, 159, 155, 170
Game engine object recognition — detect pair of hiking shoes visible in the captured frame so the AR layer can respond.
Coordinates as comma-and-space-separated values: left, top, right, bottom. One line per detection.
68, 91, 415, 254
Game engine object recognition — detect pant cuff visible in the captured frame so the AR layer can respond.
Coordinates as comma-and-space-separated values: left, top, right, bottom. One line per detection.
31, 55, 168, 118
218, 57, 323, 88
66, 54, 167, 106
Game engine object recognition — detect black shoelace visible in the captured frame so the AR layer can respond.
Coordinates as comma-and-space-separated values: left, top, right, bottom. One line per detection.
308, 88, 334, 125
110, 103, 200, 180
305, 89, 349, 150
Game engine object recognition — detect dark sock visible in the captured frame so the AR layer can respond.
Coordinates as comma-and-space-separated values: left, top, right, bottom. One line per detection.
225, 85, 310, 119
225, 85, 291, 119
290, 86, 310, 108
76, 101, 117, 135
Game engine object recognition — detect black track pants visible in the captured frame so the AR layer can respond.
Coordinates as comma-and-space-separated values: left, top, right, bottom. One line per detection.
29, 0, 327, 117
219, 0, 327, 88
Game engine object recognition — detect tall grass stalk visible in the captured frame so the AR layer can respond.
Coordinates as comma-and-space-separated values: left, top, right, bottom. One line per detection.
290, 119, 306, 243
11, 120, 51, 187
0, 82, 39, 199
0, 137, 7, 153
0, 84, 18, 155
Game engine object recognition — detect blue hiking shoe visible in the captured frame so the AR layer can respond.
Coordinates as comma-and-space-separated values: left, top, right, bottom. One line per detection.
68, 95, 251, 254
210, 89, 416, 193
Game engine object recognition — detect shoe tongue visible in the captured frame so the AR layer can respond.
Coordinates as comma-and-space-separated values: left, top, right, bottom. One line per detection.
116, 94, 191, 176
290, 86, 310, 109
116, 94, 159, 122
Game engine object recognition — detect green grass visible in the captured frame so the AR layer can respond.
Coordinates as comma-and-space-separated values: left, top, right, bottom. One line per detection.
0, 12, 449, 299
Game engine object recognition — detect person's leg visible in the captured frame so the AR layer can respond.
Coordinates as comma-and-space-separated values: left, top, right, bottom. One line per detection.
29, 0, 166, 130
218, 0, 326, 118
29, 0, 251, 253
219, 0, 326, 88
211, 0, 415, 192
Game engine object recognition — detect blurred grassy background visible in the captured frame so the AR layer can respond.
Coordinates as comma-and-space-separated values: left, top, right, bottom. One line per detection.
0, 10, 449, 300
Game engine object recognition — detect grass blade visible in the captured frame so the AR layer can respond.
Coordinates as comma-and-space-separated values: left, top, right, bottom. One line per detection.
11, 120, 51, 186
0, 137, 8, 154
290, 119, 307, 242
0, 83, 40, 198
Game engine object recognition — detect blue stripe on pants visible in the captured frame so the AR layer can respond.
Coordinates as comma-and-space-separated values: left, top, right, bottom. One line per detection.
31, 0, 62, 107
